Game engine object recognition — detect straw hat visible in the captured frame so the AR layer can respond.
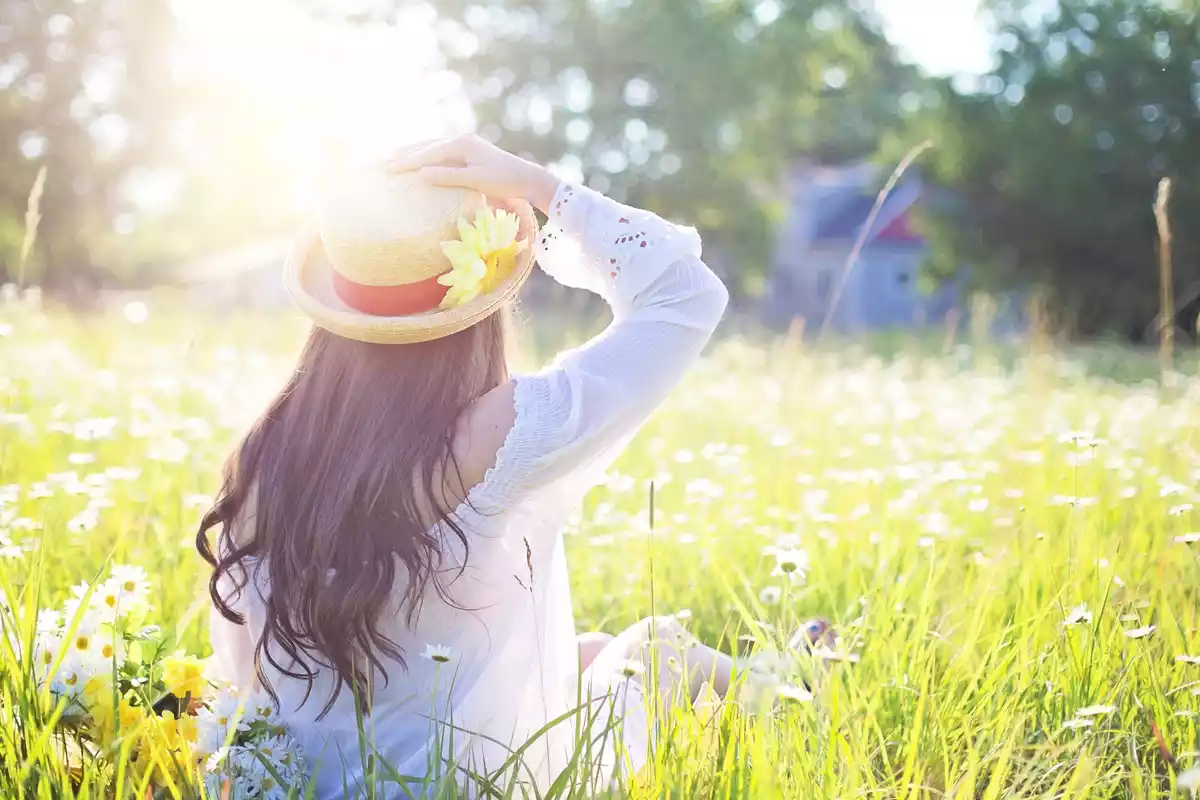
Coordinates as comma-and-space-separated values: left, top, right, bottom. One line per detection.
284, 168, 538, 345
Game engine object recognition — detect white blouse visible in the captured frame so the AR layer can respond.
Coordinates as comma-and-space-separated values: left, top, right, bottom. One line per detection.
208, 181, 729, 798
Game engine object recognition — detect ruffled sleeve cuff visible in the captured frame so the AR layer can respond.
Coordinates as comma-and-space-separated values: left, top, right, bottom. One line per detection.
535, 182, 703, 316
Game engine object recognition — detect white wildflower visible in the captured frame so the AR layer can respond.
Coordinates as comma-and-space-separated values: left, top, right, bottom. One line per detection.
244, 690, 279, 728
1125, 625, 1156, 640
420, 644, 454, 664
1064, 604, 1093, 627
759, 585, 782, 606
31, 632, 62, 675
771, 548, 808, 581
101, 565, 151, 614
1075, 704, 1116, 717
0, 533, 21, 559
616, 659, 645, 678
811, 644, 861, 664
771, 534, 802, 551
196, 690, 251, 755
35, 610, 62, 636
48, 652, 103, 706
205, 746, 230, 772
775, 684, 813, 704
67, 506, 99, 534
148, 437, 189, 464
104, 467, 141, 481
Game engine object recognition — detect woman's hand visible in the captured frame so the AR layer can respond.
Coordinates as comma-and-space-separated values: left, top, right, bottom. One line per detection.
387, 135, 560, 215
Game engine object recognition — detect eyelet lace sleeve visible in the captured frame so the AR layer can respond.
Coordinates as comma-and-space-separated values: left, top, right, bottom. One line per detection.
468, 182, 729, 515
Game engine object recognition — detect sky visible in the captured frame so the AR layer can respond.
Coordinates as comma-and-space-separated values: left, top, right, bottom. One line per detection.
875, 0, 996, 76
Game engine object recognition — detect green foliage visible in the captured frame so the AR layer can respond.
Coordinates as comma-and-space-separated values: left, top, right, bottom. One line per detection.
911, 0, 1200, 337
3, 302, 1200, 795
0, 0, 179, 292
422, 0, 922, 293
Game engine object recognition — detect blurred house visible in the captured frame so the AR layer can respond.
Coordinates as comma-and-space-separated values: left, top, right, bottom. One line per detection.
765, 161, 976, 334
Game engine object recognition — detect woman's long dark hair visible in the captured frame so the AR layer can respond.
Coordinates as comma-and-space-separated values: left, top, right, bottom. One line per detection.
196, 313, 510, 719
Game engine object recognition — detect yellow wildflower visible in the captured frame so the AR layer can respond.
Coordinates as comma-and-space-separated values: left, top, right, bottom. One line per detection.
153, 710, 198, 750
438, 208, 524, 309
162, 652, 207, 700
81, 674, 113, 717
119, 698, 146, 730
89, 693, 145, 748
135, 710, 202, 784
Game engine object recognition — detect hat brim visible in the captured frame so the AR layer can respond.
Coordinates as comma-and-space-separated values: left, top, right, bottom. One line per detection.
284, 199, 538, 345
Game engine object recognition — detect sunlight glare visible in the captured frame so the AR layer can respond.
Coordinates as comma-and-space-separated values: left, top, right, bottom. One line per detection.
172, 0, 462, 212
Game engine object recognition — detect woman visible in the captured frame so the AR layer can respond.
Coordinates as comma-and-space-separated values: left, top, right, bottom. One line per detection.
197, 136, 744, 796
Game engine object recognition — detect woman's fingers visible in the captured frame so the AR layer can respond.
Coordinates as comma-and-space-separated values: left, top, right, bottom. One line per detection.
389, 136, 474, 173
388, 138, 443, 162
381, 139, 445, 172
418, 165, 494, 193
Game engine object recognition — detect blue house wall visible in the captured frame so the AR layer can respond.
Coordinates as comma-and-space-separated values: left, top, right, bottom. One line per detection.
765, 161, 1021, 336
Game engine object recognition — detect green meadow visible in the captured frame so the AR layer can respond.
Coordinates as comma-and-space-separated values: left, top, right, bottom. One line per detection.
2, 302, 1200, 797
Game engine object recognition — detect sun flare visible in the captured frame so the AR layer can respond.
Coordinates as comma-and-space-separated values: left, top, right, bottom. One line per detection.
170, 0, 464, 214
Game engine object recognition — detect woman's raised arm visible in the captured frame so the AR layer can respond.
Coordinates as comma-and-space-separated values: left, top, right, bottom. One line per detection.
396, 137, 729, 513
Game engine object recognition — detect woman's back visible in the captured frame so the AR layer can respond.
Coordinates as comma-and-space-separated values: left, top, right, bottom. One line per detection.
222, 497, 580, 794
203, 141, 728, 797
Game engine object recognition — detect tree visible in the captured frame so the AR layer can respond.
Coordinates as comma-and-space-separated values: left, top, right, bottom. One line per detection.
0, 0, 178, 294
367, 0, 922, 293
910, 0, 1200, 337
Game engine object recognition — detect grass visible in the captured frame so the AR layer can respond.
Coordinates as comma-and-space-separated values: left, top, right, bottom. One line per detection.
2, 298, 1200, 797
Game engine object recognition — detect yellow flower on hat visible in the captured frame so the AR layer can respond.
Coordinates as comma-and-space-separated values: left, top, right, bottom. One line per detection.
438, 208, 525, 309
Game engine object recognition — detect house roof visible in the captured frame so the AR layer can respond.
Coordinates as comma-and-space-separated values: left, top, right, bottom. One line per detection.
815, 195, 879, 241
810, 174, 924, 246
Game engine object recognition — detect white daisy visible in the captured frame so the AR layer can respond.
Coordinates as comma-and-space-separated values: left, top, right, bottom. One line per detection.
615, 659, 645, 678
420, 643, 454, 664
35, 610, 62, 636
110, 564, 150, 597
201, 743, 226, 777
771, 549, 809, 582
1061, 718, 1094, 730
0, 533, 21, 559
1075, 704, 1116, 717
1125, 625, 1156, 639
1064, 604, 1093, 627
775, 684, 813, 704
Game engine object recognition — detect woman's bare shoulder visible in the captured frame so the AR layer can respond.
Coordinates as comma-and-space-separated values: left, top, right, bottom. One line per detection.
449, 380, 518, 497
